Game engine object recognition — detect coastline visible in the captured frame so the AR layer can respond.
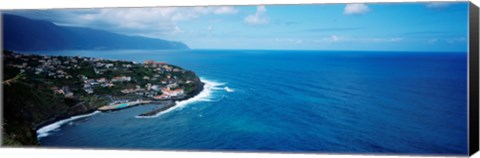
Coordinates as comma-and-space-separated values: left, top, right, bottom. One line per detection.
1, 49, 207, 144
34, 108, 98, 132
135, 79, 216, 118
35, 79, 206, 139
136, 78, 206, 117
36, 111, 101, 138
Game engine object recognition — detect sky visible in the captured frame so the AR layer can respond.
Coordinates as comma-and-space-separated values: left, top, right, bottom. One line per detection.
4, 2, 470, 52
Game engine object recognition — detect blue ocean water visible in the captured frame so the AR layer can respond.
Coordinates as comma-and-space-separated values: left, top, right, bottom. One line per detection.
31, 50, 468, 155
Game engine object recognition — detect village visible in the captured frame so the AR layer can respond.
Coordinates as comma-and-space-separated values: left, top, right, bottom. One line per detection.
4, 52, 201, 104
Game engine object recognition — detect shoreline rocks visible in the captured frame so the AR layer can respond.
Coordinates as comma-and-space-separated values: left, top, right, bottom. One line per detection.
137, 79, 205, 117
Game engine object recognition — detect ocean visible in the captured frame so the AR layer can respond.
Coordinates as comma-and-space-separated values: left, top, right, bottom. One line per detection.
29, 50, 468, 155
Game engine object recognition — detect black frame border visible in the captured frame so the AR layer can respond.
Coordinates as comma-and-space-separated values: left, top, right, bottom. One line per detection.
469, 1, 479, 156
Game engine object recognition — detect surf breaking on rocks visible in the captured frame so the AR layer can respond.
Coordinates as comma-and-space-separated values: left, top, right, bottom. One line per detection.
135, 78, 227, 118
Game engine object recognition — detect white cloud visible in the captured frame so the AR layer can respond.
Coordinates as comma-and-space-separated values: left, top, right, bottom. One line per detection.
70, 8, 183, 39
170, 6, 238, 20
54, 6, 239, 38
214, 6, 239, 14
207, 26, 213, 31
344, 4, 370, 15
426, 2, 450, 9
173, 26, 183, 34
330, 35, 340, 42
171, 7, 213, 21
322, 35, 342, 42
244, 5, 269, 25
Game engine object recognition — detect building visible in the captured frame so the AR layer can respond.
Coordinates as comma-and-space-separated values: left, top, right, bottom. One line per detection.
144, 60, 155, 65
97, 78, 107, 83
105, 63, 114, 69
112, 76, 131, 82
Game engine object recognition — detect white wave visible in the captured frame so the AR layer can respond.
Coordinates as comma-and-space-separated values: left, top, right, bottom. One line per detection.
36, 111, 101, 138
136, 78, 222, 119
224, 87, 234, 92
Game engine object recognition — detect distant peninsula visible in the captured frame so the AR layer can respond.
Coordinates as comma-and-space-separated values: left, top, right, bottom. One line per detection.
2, 14, 189, 51
2, 50, 204, 146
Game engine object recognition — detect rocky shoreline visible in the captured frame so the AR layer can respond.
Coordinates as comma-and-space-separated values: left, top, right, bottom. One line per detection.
34, 101, 101, 132
138, 77, 205, 117
34, 79, 205, 136
137, 80, 205, 117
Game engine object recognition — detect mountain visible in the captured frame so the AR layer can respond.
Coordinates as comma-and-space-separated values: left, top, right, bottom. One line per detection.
2, 14, 189, 51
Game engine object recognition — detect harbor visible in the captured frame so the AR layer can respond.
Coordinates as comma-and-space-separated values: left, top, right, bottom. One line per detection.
98, 100, 152, 111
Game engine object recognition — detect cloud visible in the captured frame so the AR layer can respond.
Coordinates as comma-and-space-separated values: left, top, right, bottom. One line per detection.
207, 26, 213, 31
344, 4, 370, 15
214, 6, 239, 14
322, 35, 342, 42
244, 5, 269, 25
426, 2, 450, 9
173, 26, 183, 34
170, 6, 238, 21
70, 8, 185, 37
8, 6, 240, 39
